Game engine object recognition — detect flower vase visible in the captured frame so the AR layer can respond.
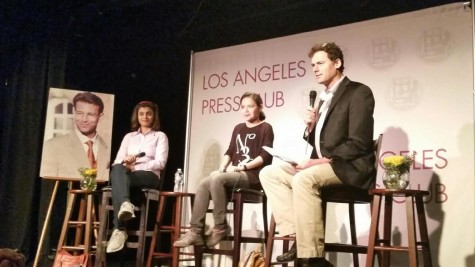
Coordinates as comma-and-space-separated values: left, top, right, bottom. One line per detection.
382, 171, 409, 190
80, 176, 97, 191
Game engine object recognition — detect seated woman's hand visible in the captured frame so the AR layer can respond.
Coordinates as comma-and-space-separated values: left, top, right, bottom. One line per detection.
231, 166, 245, 172
121, 155, 138, 170
122, 155, 137, 164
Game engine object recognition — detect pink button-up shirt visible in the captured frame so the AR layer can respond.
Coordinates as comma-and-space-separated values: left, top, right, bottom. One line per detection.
113, 130, 169, 178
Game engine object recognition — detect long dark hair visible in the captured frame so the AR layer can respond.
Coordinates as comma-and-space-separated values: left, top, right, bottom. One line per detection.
130, 101, 160, 131
240, 92, 266, 121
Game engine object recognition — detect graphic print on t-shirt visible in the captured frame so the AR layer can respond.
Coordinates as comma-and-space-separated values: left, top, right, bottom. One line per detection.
235, 133, 255, 165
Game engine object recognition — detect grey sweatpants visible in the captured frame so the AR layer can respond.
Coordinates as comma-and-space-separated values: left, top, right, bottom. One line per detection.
189, 170, 252, 229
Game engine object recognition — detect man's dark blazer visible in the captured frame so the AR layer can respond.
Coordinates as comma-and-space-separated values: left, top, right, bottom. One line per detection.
308, 76, 376, 189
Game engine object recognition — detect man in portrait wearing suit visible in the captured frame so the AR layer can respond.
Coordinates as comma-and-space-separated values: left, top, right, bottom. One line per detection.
259, 42, 375, 267
40, 91, 111, 181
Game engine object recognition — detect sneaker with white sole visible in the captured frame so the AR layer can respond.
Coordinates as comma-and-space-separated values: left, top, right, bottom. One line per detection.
118, 201, 135, 221
173, 228, 204, 247
106, 229, 127, 253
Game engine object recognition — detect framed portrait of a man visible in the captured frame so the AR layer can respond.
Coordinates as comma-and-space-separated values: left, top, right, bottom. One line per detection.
40, 88, 114, 182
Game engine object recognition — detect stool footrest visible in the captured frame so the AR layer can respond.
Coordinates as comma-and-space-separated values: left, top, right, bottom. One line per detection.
373, 245, 409, 252
197, 248, 234, 256
204, 236, 264, 243
158, 226, 178, 230
150, 253, 172, 259
270, 236, 295, 241
373, 243, 429, 252
325, 243, 367, 254
150, 251, 195, 258
156, 229, 172, 234
61, 245, 94, 251
67, 220, 100, 226
126, 242, 139, 249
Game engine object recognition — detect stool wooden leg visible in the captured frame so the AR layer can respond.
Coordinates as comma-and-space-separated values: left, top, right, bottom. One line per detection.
265, 215, 291, 267
265, 216, 276, 267
232, 193, 244, 267
84, 194, 93, 255
262, 196, 268, 245
348, 203, 359, 267
415, 196, 433, 267
366, 194, 382, 267
146, 195, 167, 267
57, 192, 77, 252
92, 203, 99, 240
194, 246, 203, 267
95, 191, 109, 267
92, 203, 99, 239
406, 195, 418, 267
136, 196, 148, 267
74, 196, 87, 249
382, 195, 393, 267
172, 196, 183, 267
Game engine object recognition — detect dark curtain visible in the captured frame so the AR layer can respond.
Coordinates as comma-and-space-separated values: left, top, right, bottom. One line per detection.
0, 37, 68, 266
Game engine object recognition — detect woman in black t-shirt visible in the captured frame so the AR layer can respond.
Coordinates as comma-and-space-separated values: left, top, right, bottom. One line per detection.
173, 92, 274, 248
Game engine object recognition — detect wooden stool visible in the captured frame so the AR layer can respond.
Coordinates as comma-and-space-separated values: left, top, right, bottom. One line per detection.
57, 189, 99, 261
193, 188, 268, 267
146, 191, 195, 267
264, 186, 376, 267
95, 187, 160, 267
365, 189, 433, 267
264, 215, 296, 267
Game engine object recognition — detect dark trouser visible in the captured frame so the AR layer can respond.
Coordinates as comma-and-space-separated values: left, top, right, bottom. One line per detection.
189, 170, 252, 230
110, 164, 160, 230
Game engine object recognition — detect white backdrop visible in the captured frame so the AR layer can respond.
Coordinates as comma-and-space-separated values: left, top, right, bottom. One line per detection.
183, 3, 474, 266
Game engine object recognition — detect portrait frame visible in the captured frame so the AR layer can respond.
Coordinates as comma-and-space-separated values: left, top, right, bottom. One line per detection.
39, 88, 114, 182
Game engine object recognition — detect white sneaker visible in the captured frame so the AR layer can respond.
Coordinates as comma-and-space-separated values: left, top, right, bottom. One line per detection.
173, 228, 204, 247
106, 229, 127, 253
118, 201, 135, 221
206, 226, 231, 247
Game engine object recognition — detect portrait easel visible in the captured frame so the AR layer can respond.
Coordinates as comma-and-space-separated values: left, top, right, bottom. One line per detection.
36, 88, 114, 266
33, 179, 60, 267
33, 176, 101, 267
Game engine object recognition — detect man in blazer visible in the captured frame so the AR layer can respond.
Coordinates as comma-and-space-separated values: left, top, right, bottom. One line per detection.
40, 92, 111, 182
259, 42, 375, 267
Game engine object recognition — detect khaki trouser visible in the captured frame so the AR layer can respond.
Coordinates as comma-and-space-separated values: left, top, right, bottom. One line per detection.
259, 163, 342, 258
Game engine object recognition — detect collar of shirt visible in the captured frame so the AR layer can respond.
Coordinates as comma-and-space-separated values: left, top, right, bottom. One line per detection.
319, 75, 345, 100
318, 75, 345, 113
131, 128, 155, 136
75, 127, 98, 143
75, 127, 98, 154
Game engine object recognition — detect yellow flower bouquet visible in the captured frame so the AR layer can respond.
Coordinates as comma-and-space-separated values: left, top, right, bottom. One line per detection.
383, 154, 414, 174
78, 167, 97, 190
382, 154, 415, 190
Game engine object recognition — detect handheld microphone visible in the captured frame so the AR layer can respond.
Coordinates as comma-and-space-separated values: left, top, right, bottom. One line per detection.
309, 90, 317, 108
121, 152, 146, 164
306, 90, 318, 154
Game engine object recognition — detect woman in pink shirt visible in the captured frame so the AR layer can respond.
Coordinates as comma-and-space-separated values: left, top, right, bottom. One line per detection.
106, 101, 169, 253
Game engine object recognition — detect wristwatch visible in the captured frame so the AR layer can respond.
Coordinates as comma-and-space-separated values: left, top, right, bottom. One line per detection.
242, 164, 247, 171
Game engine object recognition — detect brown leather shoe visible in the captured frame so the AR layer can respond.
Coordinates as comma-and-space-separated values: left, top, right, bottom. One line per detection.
276, 243, 297, 262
